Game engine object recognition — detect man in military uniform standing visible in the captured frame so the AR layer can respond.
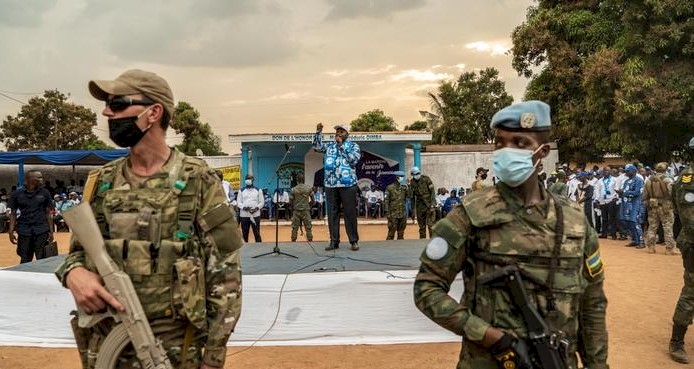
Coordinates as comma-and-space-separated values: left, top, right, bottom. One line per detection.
409, 166, 436, 239
289, 172, 314, 242
54, 69, 243, 369
470, 167, 489, 192
385, 171, 408, 240
413, 101, 609, 369
669, 137, 694, 363
644, 162, 677, 255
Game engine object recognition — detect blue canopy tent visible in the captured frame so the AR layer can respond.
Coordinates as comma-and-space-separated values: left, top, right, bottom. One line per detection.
0, 150, 129, 187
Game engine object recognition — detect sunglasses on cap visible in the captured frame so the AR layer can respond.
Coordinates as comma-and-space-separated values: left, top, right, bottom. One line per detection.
106, 96, 155, 112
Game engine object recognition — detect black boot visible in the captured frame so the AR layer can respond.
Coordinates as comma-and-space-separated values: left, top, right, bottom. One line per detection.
670, 324, 689, 364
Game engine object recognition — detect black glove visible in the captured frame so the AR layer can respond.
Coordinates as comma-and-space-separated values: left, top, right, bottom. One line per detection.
490, 334, 534, 369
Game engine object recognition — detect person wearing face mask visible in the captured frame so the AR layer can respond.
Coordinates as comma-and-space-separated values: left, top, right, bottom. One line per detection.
312, 122, 361, 251
471, 167, 489, 192
414, 100, 608, 369
237, 174, 264, 243
385, 171, 408, 240
8, 170, 54, 263
409, 166, 436, 239
55, 69, 243, 369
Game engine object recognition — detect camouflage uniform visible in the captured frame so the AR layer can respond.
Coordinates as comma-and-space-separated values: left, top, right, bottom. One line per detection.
670, 167, 694, 362
643, 167, 676, 254
470, 179, 485, 192
289, 182, 314, 242
385, 181, 408, 240
414, 183, 609, 369
548, 181, 569, 197
410, 174, 436, 238
55, 149, 244, 369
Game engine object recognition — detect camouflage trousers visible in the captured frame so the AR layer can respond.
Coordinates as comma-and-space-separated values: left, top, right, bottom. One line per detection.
72, 317, 204, 369
291, 209, 313, 241
645, 202, 675, 249
673, 269, 694, 327
386, 217, 406, 240
415, 205, 435, 239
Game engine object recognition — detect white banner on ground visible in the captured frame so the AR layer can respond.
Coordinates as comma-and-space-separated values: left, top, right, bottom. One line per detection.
0, 270, 463, 348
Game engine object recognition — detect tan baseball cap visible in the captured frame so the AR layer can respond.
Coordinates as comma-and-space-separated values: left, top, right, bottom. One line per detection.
89, 69, 174, 119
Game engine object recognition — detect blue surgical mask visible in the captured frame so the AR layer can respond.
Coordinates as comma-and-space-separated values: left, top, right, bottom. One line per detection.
245, 179, 253, 186
492, 145, 544, 187
398, 176, 405, 184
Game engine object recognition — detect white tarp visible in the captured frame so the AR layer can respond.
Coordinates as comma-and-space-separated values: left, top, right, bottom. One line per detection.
0, 270, 463, 348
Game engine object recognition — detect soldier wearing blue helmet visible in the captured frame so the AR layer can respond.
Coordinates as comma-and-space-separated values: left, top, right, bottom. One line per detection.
668, 136, 694, 363
414, 101, 608, 369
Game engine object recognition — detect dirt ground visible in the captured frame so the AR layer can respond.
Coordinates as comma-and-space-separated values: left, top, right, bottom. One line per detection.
0, 222, 689, 368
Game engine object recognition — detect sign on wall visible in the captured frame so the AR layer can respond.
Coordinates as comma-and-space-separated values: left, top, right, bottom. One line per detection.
217, 165, 241, 190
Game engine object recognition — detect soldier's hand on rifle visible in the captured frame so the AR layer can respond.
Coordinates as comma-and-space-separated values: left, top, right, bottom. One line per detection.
490, 334, 533, 369
66, 266, 125, 314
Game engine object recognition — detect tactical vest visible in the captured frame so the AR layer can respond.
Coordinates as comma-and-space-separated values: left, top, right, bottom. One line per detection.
452, 191, 586, 366
85, 154, 208, 328
646, 174, 670, 200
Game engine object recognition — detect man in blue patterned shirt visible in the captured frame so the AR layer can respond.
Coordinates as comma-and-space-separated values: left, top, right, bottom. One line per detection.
312, 122, 362, 251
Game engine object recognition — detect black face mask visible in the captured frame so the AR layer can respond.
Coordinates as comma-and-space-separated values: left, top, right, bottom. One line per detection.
108, 114, 150, 148
481, 174, 488, 180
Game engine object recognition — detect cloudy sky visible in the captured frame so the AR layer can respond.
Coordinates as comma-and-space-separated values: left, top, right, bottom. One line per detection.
0, 0, 535, 154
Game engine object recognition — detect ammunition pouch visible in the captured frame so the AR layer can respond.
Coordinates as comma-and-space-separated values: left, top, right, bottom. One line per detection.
684, 248, 694, 273
173, 256, 207, 329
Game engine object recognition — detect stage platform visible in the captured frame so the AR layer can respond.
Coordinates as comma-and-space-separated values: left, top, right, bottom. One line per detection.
4, 239, 427, 275
0, 239, 464, 348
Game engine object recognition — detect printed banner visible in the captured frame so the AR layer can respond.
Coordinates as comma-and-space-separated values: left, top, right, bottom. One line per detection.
217, 165, 241, 190
309, 150, 400, 191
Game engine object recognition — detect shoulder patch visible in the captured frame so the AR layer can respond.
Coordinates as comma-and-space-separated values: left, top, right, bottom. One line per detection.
586, 249, 604, 277
425, 237, 449, 260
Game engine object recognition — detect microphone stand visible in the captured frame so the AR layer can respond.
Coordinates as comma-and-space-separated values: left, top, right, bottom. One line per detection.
254, 144, 298, 259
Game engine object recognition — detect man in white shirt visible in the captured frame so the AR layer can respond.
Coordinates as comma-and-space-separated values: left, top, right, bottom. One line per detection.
273, 187, 290, 220
567, 169, 581, 202
364, 185, 384, 218
614, 166, 630, 240
0, 195, 8, 233
237, 174, 264, 242
594, 167, 619, 239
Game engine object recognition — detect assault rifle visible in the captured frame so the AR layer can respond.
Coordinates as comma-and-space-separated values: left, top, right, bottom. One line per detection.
478, 265, 569, 369
63, 203, 173, 369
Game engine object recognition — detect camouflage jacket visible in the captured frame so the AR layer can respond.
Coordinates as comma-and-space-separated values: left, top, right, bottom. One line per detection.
413, 183, 608, 369
55, 149, 244, 368
673, 167, 694, 250
410, 175, 435, 208
385, 182, 407, 219
289, 183, 313, 211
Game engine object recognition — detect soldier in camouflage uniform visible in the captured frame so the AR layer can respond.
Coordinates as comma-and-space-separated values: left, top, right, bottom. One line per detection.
409, 166, 436, 239
289, 172, 314, 242
413, 101, 609, 369
54, 69, 243, 369
385, 171, 408, 240
669, 137, 694, 363
644, 162, 677, 255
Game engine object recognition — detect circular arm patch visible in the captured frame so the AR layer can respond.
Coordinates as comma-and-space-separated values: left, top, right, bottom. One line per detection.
425, 237, 449, 260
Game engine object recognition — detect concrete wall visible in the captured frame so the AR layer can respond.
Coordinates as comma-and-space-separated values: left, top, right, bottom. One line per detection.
406, 143, 559, 191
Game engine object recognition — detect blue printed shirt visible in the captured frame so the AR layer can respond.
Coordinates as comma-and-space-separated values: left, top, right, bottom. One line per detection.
312, 131, 361, 188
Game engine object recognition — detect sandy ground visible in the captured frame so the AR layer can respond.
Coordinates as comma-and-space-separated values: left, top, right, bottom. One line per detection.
0, 221, 690, 368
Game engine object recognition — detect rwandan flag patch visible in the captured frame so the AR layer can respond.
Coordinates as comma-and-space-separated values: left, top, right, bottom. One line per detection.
586, 250, 604, 277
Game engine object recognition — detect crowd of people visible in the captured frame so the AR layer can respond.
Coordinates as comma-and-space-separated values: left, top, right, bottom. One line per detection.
546, 161, 681, 254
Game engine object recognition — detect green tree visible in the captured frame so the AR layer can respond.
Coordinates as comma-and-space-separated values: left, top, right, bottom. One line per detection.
0, 90, 112, 151
404, 120, 429, 131
170, 101, 226, 156
349, 109, 398, 132
512, 1, 694, 163
428, 68, 513, 144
